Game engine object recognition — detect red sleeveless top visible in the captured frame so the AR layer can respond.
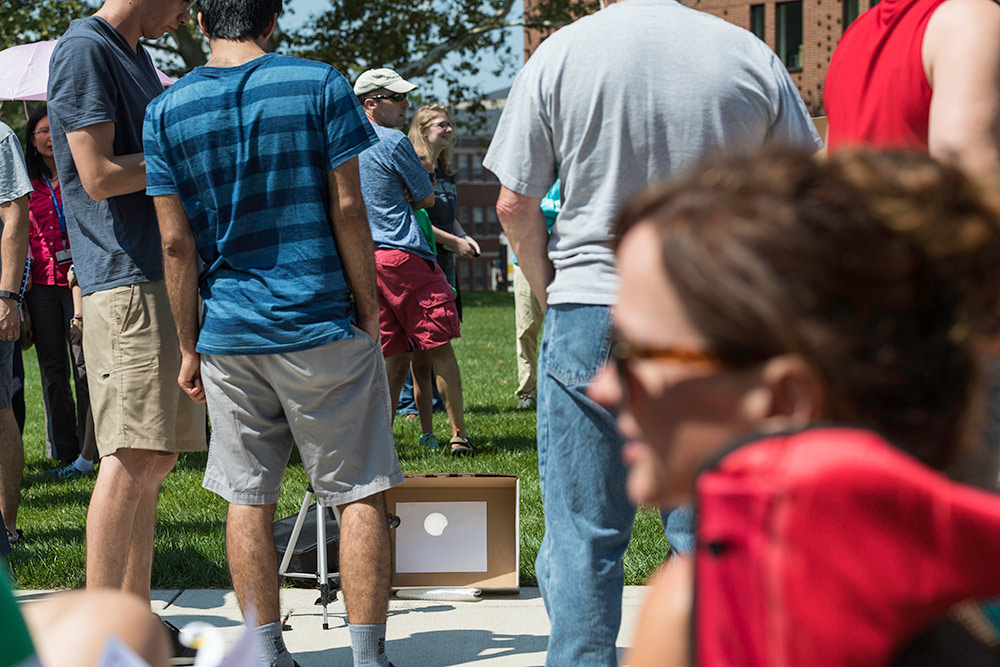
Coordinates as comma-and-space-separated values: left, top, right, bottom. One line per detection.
824, 0, 948, 152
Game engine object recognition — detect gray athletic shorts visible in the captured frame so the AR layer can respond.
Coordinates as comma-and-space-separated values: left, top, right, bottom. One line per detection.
0, 340, 12, 411
201, 326, 403, 507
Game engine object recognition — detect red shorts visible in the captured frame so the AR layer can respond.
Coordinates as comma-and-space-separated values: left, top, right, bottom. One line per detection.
374, 248, 460, 358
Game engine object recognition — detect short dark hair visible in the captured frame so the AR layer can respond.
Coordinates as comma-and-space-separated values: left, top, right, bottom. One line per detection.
198, 0, 282, 41
24, 105, 49, 181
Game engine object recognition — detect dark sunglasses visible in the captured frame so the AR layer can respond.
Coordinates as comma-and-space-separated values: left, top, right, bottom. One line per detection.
367, 93, 407, 103
610, 337, 723, 404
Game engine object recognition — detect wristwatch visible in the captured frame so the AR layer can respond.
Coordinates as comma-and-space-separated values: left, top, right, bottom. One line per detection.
0, 290, 20, 304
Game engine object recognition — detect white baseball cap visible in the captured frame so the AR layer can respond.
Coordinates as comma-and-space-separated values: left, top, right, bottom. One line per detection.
353, 68, 418, 96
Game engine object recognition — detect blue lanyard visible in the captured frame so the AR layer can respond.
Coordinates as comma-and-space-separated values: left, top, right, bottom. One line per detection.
41, 175, 67, 240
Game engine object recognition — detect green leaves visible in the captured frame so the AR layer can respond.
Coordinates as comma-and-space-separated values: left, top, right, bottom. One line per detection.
0, 1, 97, 50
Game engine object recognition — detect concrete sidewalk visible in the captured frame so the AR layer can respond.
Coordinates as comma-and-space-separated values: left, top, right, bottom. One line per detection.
162, 587, 647, 666
19, 586, 646, 666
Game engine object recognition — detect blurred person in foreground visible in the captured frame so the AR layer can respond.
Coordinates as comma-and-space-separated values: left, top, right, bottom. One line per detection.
483, 0, 821, 661
145, 1, 402, 665
590, 147, 1000, 666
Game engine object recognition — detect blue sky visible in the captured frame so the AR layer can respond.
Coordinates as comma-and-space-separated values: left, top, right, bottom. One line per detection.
283, 0, 523, 97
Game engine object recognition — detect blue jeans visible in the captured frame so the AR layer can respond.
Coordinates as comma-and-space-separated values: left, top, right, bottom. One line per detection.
536, 304, 693, 665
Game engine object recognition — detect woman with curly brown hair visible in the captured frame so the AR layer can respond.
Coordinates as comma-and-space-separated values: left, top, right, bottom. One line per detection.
590, 147, 1000, 666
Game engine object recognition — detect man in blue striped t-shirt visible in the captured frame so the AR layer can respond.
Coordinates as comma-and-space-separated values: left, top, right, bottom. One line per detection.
143, 1, 402, 665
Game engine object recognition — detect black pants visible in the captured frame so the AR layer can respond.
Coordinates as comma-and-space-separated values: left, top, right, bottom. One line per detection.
25, 283, 89, 463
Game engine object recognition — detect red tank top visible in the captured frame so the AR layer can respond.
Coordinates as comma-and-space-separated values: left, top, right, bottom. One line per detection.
824, 0, 948, 153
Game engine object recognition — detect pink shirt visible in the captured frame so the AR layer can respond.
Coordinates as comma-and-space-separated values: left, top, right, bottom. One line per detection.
28, 176, 72, 287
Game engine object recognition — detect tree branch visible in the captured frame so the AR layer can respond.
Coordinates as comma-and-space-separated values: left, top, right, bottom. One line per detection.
399, 0, 519, 78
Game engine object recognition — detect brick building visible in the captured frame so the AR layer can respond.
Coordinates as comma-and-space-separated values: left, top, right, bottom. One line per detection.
452, 90, 507, 292
695, 0, 877, 114
453, 134, 504, 291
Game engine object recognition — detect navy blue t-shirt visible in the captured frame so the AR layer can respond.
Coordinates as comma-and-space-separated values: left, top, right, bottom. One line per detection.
47, 17, 165, 296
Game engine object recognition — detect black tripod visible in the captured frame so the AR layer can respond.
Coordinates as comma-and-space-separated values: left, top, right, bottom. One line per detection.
277, 484, 341, 630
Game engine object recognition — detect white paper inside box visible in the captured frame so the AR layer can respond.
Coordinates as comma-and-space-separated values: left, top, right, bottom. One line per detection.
384, 473, 520, 593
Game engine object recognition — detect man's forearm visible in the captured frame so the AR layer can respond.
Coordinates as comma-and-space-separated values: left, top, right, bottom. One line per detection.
497, 188, 552, 311
92, 152, 147, 200
328, 159, 380, 331
0, 196, 29, 293
510, 224, 553, 313
66, 124, 146, 201
163, 245, 200, 355
154, 196, 200, 354
334, 206, 380, 327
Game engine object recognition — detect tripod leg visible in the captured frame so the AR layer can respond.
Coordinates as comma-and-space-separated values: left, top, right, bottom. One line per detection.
316, 501, 330, 630
278, 490, 313, 577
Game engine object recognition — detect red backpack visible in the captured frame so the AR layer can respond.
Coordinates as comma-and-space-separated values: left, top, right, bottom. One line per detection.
694, 426, 1000, 666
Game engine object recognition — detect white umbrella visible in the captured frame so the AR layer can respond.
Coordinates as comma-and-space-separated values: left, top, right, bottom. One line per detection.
0, 39, 174, 102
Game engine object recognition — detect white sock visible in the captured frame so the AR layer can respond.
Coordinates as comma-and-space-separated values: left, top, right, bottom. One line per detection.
254, 621, 293, 667
73, 455, 91, 472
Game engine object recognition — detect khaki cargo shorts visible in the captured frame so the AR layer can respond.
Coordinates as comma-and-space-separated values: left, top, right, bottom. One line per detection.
82, 281, 206, 458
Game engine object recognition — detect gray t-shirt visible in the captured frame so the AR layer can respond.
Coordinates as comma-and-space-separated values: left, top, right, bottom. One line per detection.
483, 0, 823, 306
0, 121, 32, 279
47, 16, 165, 296
0, 122, 31, 205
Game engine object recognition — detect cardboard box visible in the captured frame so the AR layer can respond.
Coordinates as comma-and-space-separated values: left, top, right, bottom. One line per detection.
384, 473, 519, 593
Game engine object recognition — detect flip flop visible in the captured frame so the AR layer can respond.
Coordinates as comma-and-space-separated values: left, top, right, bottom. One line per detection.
449, 436, 474, 457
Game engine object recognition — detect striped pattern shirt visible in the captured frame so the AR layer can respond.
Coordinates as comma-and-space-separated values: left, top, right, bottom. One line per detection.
144, 54, 377, 355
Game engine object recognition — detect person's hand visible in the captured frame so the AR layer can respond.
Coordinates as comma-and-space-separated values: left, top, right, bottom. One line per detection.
0, 298, 20, 342
356, 313, 380, 343
454, 235, 480, 259
69, 315, 83, 345
404, 186, 414, 203
25, 273, 32, 292
178, 351, 206, 403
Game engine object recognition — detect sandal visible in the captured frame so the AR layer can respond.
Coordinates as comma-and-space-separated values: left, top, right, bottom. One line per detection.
449, 436, 474, 457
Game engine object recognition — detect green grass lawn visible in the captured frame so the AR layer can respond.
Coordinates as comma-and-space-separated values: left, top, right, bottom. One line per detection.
7, 291, 669, 589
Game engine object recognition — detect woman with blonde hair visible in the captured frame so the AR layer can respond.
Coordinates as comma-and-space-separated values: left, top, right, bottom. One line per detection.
408, 104, 480, 291
398, 104, 478, 455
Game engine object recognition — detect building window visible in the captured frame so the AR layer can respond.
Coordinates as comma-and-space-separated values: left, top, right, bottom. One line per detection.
776, 1, 803, 70
750, 4, 765, 40
843, 0, 860, 28
457, 153, 471, 182
472, 207, 485, 236
486, 207, 499, 235
473, 264, 486, 290
458, 206, 470, 225
472, 153, 484, 181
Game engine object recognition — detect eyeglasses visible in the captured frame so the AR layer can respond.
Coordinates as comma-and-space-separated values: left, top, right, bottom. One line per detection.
429, 121, 453, 129
610, 337, 723, 404
33, 128, 50, 136
367, 93, 407, 103
185, 0, 196, 10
